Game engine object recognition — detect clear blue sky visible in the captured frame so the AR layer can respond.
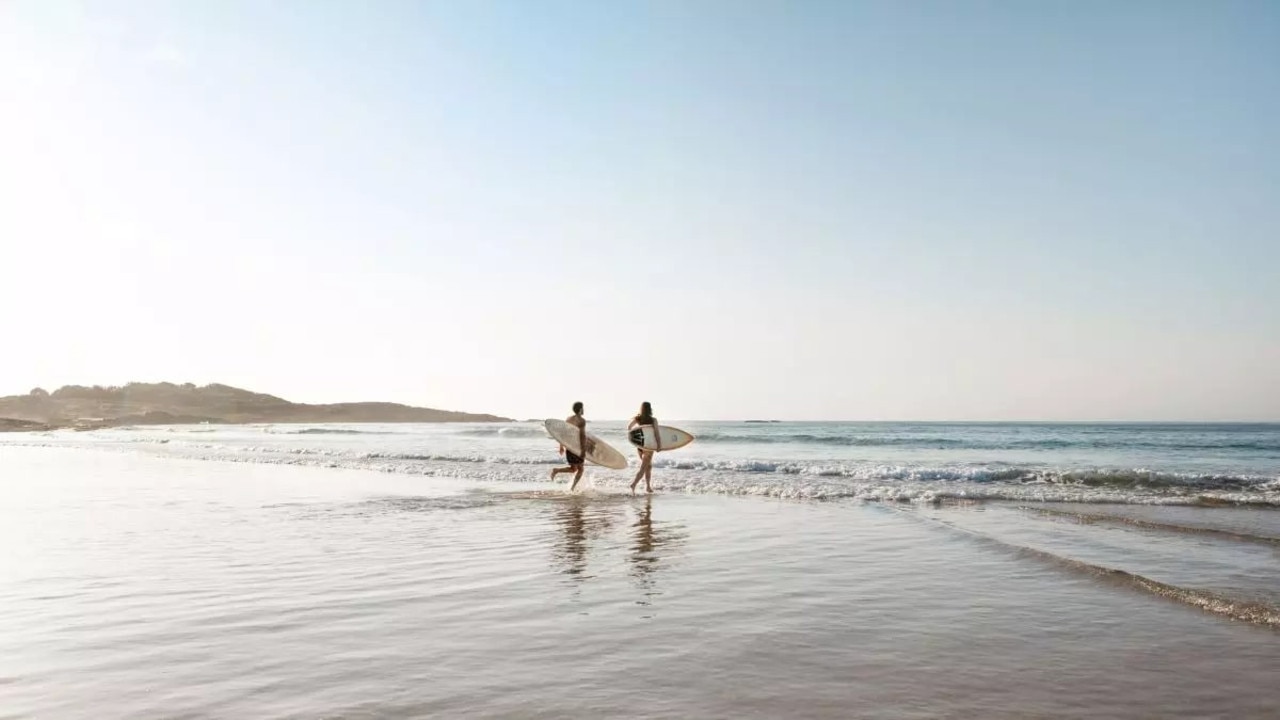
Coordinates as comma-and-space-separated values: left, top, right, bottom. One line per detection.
2, 0, 1277, 420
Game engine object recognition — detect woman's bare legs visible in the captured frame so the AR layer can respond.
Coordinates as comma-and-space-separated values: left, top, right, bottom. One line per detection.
631, 449, 655, 494
630, 449, 654, 493
630, 449, 645, 493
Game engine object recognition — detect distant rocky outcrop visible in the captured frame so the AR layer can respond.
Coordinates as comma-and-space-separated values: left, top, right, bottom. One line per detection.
0, 417, 52, 432
0, 383, 509, 429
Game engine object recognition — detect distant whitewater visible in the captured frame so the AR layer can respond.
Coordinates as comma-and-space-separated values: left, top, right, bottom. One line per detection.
5, 421, 1278, 506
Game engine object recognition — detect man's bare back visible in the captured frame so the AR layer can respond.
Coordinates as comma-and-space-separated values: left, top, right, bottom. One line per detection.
551, 402, 590, 490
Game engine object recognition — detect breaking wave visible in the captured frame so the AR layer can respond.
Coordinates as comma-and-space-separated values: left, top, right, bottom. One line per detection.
454, 426, 549, 438
691, 432, 1280, 452
269, 428, 398, 436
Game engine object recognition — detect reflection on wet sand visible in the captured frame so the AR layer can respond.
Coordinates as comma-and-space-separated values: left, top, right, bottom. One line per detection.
629, 496, 661, 601
546, 494, 688, 612
628, 497, 689, 613
631, 497, 687, 587
549, 495, 619, 581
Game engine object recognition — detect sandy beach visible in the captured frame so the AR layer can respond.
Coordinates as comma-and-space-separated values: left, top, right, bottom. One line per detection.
3, 444, 1278, 718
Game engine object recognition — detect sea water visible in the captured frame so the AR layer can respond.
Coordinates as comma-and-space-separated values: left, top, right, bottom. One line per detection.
2, 423, 1279, 718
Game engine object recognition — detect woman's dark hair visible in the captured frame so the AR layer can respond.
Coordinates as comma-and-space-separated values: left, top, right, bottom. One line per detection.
635, 401, 653, 424
572, 401, 584, 414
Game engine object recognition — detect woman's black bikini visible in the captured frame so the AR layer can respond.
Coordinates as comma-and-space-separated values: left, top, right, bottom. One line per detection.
630, 417, 656, 449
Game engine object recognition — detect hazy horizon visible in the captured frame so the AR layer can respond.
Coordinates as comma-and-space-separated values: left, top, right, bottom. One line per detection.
3, 1, 1278, 422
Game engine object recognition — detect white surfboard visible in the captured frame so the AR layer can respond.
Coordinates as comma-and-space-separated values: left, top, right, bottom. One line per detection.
630, 425, 695, 452
543, 419, 628, 470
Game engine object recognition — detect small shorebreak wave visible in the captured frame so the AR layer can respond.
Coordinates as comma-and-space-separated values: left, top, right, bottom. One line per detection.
897, 509, 1280, 630
1019, 506, 1280, 546
1012, 542, 1280, 629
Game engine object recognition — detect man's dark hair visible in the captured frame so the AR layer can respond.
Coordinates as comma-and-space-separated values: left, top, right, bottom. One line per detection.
572, 401, 584, 414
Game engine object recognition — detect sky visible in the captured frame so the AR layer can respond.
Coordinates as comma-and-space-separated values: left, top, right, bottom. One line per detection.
1, 0, 1278, 421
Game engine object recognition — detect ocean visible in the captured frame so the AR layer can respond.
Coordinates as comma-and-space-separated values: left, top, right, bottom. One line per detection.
2, 422, 1279, 717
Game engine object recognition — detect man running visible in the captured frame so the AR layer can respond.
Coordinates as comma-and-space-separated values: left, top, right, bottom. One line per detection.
550, 401, 592, 490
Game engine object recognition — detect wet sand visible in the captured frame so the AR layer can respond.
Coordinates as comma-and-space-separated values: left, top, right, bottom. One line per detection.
2, 446, 1278, 718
